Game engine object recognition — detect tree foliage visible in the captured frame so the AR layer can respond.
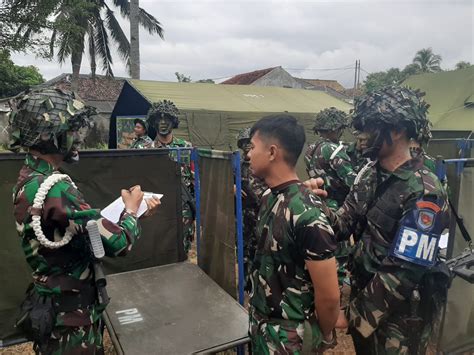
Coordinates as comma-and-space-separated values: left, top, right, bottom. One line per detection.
175, 72, 191, 82
455, 61, 471, 70
2, 0, 164, 82
412, 47, 442, 73
0, 50, 44, 98
362, 48, 445, 93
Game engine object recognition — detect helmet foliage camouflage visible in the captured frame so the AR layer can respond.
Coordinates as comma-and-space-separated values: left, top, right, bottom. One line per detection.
146, 100, 180, 129
8, 88, 94, 152
236, 127, 251, 148
352, 86, 431, 143
313, 107, 349, 132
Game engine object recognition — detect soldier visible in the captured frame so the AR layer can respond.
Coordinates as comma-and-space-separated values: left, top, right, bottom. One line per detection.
129, 118, 153, 149
346, 130, 370, 173
236, 127, 268, 290
304, 107, 357, 211
305, 107, 358, 287
146, 100, 195, 254
312, 86, 451, 354
247, 114, 340, 353
8, 88, 160, 354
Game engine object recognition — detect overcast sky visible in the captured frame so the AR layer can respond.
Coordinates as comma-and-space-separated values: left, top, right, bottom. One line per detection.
11, 0, 474, 88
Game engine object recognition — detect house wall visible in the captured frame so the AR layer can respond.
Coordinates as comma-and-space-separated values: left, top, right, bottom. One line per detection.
252, 67, 305, 89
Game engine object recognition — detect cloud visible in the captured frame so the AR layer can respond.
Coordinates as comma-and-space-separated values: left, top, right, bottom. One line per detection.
11, 0, 473, 87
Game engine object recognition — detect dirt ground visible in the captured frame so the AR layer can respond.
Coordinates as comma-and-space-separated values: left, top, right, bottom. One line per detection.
0, 242, 355, 354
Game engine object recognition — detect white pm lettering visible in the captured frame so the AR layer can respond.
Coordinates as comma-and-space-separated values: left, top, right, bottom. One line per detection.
398, 229, 418, 253
116, 308, 143, 325
416, 234, 437, 261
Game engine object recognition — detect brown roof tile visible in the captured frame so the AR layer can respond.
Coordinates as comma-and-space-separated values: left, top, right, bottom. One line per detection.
221, 67, 277, 85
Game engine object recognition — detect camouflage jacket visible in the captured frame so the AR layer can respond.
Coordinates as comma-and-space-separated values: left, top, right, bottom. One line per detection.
241, 160, 268, 251
305, 139, 357, 210
325, 157, 450, 337
250, 181, 337, 322
153, 136, 194, 192
346, 142, 368, 173
13, 154, 141, 326
130, 135, 153, 149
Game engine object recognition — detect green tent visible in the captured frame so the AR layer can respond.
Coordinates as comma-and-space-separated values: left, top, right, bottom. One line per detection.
109, 79, 352, 150
403, 66, 474, 132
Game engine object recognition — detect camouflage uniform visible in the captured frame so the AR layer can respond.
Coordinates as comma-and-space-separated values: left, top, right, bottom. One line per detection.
326, 86, 450, 354
9, 89, 142, 354
147, 101, 195, 254
305, 108, 357, 287
249, 181, 337, 354
130, 135, 153, 149
305, 139, 357, 210
346, 141, 368, 174
237, 128, 269, 289
304, 107, 357, 210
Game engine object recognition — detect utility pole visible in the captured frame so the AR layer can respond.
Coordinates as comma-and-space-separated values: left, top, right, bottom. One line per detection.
130, 0, 140, 79
353, 59, 358, 99
357, 60, 361, 89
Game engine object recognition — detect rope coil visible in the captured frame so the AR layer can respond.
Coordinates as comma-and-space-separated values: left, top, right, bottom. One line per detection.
30, 173, 77, 249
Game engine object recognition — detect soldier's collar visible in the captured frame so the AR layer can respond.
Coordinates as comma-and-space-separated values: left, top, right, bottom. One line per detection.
25, 154, 55, 175
385, 156, 424, 180
270, 179, 300, 194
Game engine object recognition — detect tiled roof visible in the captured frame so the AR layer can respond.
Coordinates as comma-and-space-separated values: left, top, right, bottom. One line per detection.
221, 67, 277, 85
40, 74, 125, 101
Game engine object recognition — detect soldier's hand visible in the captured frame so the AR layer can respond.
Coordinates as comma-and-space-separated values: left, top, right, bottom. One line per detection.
303, 178, 328, 198
143, 196, 161, 218
121, 185, 144, 214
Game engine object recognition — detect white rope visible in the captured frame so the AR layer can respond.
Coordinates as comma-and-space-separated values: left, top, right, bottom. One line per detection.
31, 173, 77, 249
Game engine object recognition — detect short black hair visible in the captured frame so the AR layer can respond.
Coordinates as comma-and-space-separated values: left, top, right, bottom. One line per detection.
134, 118, 147, 132
250, 114, 305, 167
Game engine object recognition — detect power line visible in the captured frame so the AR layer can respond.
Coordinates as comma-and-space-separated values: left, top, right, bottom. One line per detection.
284, 64, 354, 71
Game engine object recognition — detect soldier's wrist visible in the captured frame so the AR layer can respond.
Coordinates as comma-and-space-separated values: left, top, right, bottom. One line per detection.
123, 208, 138, 218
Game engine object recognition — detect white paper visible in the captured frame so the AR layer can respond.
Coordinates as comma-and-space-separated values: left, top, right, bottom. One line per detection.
439, 231, 450, 249
101, 192, 163, 223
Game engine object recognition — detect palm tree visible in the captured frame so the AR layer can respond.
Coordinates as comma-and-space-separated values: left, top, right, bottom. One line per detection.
412, 48, 442, 73
7, 0, 164, 89
455, 61, 471, 70
129, 0, 140, 79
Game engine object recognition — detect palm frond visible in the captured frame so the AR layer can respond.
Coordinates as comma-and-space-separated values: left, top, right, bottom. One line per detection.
105, 5, 130, 63
138, 7, 164, 38
112, 1, 165, 38
93, 16, 114, 77
111, 0, 129, 17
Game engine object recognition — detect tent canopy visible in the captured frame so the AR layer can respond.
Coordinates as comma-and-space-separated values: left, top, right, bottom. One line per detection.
109, 80, 352, 150
127, 79, 351, 113
403, 66, 474, 131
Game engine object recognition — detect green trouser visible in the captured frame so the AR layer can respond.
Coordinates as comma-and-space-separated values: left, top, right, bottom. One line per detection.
249, 308, 323, 354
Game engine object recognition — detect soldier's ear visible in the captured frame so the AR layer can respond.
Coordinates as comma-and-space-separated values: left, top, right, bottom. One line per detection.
269, 144, 277, 162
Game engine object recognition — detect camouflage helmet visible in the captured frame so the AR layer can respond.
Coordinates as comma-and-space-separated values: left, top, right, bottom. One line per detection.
146, 100, 180, 129
236, 127, 251, 148
8, 88, 94, 152
352, 86, 431, 144
313, 107, 349, 132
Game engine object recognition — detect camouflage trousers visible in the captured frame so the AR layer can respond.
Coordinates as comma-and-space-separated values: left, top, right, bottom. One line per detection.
182, 202, 195, 254
349, 319, 426, 355
249, 308, 323, 354
348, 289, 428, 355
36, 318, 104, 355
